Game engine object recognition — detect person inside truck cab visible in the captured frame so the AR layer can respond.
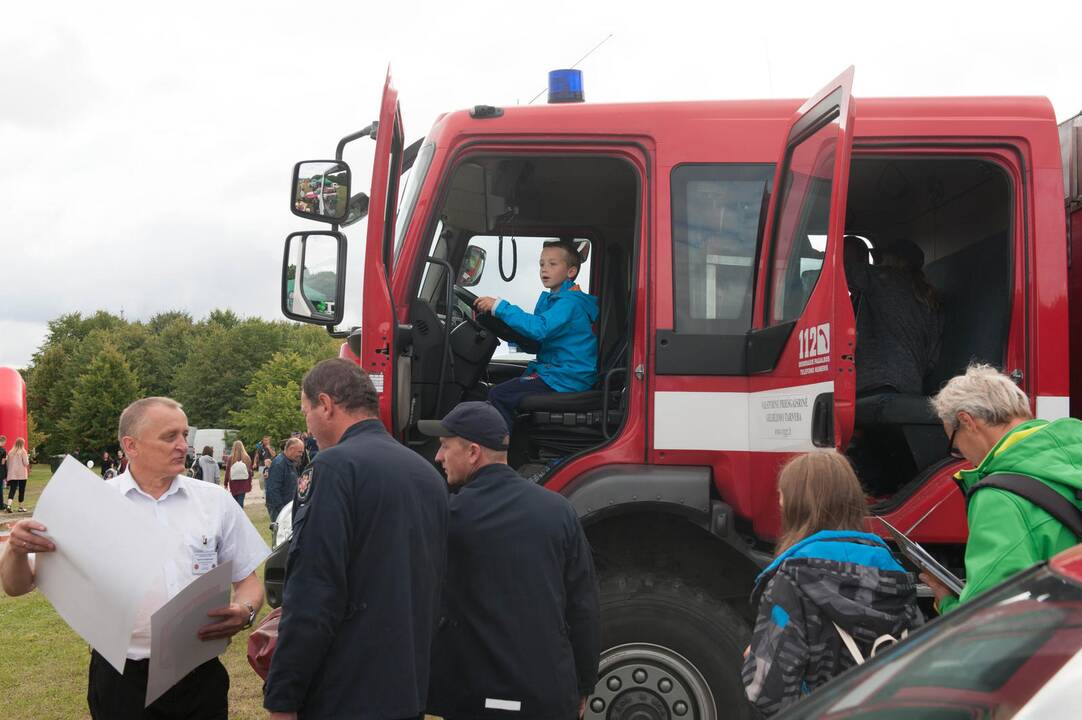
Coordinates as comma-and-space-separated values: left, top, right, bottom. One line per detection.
845, 237, 944, 396
473, 239, 600, 433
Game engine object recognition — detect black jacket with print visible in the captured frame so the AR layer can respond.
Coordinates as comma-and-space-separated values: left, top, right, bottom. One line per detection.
742, 531, 924, 717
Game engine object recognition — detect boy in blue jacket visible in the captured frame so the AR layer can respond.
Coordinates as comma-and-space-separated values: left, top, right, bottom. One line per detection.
474, 239, 599, 432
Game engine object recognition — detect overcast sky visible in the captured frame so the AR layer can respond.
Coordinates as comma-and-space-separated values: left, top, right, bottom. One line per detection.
3, 0, 1080, 369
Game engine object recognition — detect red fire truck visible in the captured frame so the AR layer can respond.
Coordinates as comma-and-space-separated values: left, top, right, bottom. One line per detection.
275, 67, 1082, 718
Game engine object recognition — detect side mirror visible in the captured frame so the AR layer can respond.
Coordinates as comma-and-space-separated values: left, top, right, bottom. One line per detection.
282, 231, 347, 326
291, 161, 351, 223
458, 245, 487, 287
341, 192, 370, 227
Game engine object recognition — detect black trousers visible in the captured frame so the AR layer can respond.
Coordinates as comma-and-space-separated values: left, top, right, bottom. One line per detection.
7, 479, 26, 503
87, 649, 229, 719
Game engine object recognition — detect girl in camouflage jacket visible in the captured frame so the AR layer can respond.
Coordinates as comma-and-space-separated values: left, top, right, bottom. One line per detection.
742, 451, 923, 716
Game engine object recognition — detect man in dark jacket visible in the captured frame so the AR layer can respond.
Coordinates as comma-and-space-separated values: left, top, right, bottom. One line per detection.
265, 437, 303, 524
264, 359, 449, 720
419, 402, 600, 720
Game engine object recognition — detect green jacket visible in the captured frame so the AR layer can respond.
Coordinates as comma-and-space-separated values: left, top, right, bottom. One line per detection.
940, 418, 1082, 613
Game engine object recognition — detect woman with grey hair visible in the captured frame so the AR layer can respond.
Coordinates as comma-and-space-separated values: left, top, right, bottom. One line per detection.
925, 363, 1082, 614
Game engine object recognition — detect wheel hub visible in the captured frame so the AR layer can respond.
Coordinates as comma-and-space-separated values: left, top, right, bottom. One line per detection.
586, 643, 714, 720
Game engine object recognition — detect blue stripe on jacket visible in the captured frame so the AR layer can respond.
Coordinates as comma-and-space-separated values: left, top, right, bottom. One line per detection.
756, 530, 904, 586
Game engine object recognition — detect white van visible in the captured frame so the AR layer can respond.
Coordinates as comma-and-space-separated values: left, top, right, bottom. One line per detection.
190, 428, 239, 467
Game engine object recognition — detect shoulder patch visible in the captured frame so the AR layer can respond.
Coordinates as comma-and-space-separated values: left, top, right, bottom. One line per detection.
296, 467, 315, 505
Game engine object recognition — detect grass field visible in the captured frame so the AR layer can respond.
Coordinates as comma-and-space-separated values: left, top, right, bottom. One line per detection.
0, 465, 277, 719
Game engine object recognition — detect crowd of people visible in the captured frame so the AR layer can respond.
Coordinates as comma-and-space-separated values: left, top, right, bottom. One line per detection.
0, 356, 1078, 718
187, 433, 311, 524
0, 232, 1080, 718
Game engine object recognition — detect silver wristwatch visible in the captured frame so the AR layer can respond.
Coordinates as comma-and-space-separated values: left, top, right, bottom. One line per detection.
242, 601, 257, 629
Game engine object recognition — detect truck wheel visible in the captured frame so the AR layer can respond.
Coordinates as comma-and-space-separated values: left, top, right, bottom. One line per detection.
588, 573, 752, 720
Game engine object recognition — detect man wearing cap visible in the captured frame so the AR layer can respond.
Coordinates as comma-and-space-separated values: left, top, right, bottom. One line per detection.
264, 359, 448, 720
420, 401, 600, 720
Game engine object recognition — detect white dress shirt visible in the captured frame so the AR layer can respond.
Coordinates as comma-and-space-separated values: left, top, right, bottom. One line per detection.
105, 471, 271, 659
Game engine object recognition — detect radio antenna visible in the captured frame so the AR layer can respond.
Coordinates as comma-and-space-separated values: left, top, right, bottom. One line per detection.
527, 33, 614, 105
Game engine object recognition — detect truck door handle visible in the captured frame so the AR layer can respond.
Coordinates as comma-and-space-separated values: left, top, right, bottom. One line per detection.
811, 392, 835, 448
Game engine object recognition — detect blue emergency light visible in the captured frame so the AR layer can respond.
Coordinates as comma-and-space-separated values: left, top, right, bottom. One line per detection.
548, 69, 585, 104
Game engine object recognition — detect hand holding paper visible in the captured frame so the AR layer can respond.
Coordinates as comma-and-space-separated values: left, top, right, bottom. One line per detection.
147, 561, 233, 707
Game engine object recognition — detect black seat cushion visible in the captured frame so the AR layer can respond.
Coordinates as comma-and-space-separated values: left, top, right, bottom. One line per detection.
519, 390, 603, 413
856, 393, 940, 427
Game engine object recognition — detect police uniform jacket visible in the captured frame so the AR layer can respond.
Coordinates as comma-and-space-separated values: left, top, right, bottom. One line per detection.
264, 419, 449, 719
428, 463, 600, 720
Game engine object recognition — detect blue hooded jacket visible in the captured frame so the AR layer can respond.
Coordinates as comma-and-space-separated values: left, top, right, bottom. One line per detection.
494, 280, 600, 392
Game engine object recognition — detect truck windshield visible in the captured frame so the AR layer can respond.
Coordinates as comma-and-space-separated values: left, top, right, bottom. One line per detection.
394, 143, 435, 264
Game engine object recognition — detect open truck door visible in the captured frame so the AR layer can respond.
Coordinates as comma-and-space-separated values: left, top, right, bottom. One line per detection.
279, 70, 406, 432
746, 68, 857, 538
360, 70, 406, 431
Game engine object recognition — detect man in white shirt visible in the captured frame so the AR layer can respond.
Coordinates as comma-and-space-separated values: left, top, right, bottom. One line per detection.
1, 396, 270, 719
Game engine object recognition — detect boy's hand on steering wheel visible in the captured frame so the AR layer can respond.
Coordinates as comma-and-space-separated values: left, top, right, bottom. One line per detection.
474, 296, 500, 314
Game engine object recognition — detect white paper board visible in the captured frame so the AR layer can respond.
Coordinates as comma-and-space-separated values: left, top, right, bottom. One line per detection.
31, 456, 182, 673
146, 560, 233, 707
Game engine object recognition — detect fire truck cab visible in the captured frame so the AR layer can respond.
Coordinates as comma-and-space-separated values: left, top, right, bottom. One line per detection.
279, 67, 1075, 718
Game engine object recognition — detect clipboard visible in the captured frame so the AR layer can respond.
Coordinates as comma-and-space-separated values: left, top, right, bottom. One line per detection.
876, 516, 966, 596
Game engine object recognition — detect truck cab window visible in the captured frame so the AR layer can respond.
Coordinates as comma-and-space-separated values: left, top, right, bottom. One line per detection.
671, 164, 773, 334
768, 120, 838, 325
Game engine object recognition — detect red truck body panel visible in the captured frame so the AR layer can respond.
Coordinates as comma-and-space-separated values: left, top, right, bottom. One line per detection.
377, 91, 1067, 547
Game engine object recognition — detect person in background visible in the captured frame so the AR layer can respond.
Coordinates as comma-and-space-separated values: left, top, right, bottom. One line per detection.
116, 449, 128, 475
196, 445, 221, 485
4, 438, 30, 513
101, 451, 117, 479
225, 440, 253, 507
303, 432, 318, 466
742, 451, 922, 717
266, 438, 303, 526
253, 435, 276, 470
925, 363, 1082, 614
1, 397, 270, 718
844, 237, 943, 397
0, 434, 8, 511
420, 402, 600, 720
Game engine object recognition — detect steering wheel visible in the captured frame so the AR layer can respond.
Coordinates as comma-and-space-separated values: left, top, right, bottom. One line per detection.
450, 285, 487, 333
452, 285, 537, 352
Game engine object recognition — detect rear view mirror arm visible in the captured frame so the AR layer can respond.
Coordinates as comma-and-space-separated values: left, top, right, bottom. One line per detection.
336, 123, 378, 161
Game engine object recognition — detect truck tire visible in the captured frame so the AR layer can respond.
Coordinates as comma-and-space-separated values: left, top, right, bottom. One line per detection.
589, 572, 753, 720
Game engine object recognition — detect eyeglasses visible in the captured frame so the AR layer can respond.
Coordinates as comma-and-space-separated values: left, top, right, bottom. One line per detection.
948, 424, 965, 460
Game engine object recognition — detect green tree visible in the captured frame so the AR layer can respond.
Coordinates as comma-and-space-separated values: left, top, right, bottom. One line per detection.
207, 308, 240, 329
141, 318, 200, 398
146, 310, 193, 334
62, 348, 141, 453
35, 311, 124, 352
229, 351, 312, 443
173, 320, 288, 427
26, 411, 47, 461
26, 343, 71, 454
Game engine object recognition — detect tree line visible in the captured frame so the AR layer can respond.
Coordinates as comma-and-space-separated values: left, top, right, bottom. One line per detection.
23, 310, 341, 458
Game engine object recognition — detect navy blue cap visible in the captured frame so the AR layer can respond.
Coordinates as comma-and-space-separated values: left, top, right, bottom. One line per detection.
418, 402, 510, 451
